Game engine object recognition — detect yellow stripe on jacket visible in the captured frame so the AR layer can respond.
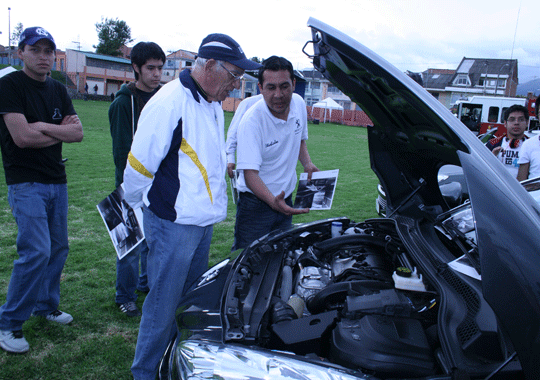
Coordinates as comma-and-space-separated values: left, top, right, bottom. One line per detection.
127, 152, 153, 179
180, 138, 213, 204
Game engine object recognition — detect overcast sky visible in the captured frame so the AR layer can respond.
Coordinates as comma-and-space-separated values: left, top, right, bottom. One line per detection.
3, 0, 539, 82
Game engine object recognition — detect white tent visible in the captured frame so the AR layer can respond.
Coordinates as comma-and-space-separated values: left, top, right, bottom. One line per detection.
0, 66, 17, 79
312, 98, 344, 123
313, 97, 343, 110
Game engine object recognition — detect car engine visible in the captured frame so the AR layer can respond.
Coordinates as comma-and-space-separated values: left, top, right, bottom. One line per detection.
224, 218, 441, 378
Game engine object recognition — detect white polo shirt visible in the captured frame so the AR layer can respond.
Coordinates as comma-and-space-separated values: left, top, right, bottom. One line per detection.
518, 135, 540, 179
236, 93, 308, 197
225, 94, 264, 164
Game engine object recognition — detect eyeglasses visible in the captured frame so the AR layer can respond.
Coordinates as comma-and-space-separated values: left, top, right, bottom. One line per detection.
507, 117, 526, 123
219, 63, 244, 82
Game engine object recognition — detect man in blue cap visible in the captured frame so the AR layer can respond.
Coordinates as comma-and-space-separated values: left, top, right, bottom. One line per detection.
0, 27, 83, 353
123, 33, 260, 379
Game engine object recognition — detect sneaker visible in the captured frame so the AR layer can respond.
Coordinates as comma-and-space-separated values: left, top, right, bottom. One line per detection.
45, 310, 73, 325
118, 301, 141, 317
0, 330, 29, 353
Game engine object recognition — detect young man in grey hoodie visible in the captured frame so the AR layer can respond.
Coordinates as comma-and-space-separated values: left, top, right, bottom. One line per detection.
108, 41, 165, 317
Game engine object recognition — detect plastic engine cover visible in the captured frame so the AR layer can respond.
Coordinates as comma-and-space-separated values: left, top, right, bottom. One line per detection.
330, 314, 436, 377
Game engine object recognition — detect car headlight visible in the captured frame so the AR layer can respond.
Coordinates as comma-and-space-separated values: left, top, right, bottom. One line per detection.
172, 339, 370, 379
195, 258, 230, 288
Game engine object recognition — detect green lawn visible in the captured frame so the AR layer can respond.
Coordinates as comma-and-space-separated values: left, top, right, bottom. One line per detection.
0, 99, 379, 379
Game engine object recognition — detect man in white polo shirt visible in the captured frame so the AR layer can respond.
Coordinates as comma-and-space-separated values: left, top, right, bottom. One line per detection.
225, 94, 263, 179
233, 56, 318, 250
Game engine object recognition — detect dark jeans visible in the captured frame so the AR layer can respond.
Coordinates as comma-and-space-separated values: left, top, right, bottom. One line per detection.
232, 191, 292, 251
115, 240, 149, 304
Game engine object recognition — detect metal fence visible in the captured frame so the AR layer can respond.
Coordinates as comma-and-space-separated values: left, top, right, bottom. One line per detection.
0, 57, 23, 66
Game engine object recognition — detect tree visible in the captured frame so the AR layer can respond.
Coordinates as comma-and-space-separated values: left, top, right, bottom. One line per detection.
10, 22, 24, 47
94, 17, 133, 57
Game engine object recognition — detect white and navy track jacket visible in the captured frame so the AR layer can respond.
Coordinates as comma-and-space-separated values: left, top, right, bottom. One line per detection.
123, 70, 228, 227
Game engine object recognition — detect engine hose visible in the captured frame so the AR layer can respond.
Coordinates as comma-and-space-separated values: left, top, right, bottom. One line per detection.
280, 265, 293, 301
312, 234, 389, 260
306, 280, 393, 314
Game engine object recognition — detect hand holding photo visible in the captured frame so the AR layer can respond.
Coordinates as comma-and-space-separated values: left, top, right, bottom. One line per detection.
293, 169, 339, 210
96, 185, 145, 260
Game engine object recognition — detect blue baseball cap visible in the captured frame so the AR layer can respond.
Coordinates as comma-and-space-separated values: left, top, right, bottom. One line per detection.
19, 27, 56, 50
198, 33, 261, 71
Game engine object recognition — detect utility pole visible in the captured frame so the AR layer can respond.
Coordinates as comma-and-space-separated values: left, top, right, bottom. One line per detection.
72, 35, 81, 51
8, 7, 11, 66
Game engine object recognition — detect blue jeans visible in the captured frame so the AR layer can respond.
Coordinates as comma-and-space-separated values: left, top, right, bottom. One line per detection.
232, 192, 293, 251
131, 207, 213, 380
115, 240, 149, 304
0, 183, 69, 331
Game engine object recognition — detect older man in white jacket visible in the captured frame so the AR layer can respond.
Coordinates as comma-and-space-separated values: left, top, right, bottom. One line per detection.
123, 33, 261, 380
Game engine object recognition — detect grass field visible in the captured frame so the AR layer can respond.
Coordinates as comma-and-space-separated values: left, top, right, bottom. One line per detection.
0, 99, 379, 379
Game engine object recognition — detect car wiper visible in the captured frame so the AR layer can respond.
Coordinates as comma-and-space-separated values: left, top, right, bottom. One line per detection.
443, 220, 481, 275
484, 352, 517, 380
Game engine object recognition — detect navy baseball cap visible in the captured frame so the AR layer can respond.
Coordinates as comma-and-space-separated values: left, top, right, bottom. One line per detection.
19, 27, 56, 50
198, 33, 261, 71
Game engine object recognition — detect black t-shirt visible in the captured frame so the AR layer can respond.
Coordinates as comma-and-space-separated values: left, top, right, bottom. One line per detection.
0, 71, 76, 185
135, 87, 157, 107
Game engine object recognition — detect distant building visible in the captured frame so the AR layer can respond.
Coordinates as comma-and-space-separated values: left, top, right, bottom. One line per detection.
422, 57, 518, 108
0, 45, 21, 66
236, 73, 258, 99
299, 68, 358, 110
421, 68, 457, 107
64, 49, 172, 96
5, 40, 520, 115
164, 49, 196, 79
300, 68, 326, 107
301, 57, 519, 112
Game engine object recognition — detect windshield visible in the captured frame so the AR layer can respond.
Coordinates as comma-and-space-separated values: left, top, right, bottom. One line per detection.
458, 103, 482, 132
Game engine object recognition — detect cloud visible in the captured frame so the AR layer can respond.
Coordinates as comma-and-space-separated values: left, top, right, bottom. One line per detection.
5, 0, 539, 81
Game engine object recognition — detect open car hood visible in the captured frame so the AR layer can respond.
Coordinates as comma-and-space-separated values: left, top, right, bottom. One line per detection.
306, 18, 540, 378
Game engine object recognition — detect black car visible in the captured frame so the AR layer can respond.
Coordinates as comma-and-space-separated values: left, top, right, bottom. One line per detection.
158, 18, 540, 380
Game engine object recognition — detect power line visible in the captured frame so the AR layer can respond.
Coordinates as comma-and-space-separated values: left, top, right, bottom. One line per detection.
510, 1, 522, 61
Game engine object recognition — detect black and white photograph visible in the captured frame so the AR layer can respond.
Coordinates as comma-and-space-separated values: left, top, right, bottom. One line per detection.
229, 169, 240, 204
96, 185, 145, 260
293, 169, 339, 210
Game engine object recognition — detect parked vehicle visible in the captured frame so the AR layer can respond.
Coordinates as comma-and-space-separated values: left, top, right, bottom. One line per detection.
454, 95, 537, 136
158, 18, 540, 380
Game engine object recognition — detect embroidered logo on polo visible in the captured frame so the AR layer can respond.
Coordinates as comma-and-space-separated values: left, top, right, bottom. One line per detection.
294, 118, 302, 134
52, 108, 62, 121
265, 140, 279, 148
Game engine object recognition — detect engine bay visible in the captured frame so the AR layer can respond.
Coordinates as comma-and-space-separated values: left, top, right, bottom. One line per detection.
224, 218, 442, 378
